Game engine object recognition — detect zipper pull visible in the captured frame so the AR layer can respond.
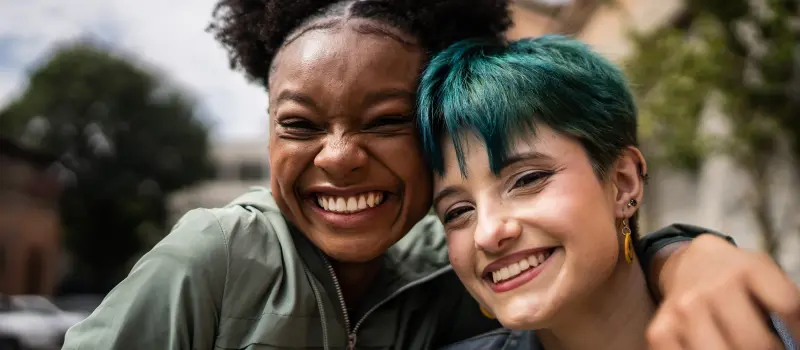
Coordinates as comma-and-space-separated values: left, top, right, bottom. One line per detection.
347, 333, 357, 350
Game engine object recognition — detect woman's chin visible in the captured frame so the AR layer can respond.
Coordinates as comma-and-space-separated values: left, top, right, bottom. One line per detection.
496, 300, 550, 330
317, 237, 397, 263
490, 279, 567, 330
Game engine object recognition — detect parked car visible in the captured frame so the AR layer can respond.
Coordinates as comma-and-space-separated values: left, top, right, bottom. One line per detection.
0, 295, 88, 350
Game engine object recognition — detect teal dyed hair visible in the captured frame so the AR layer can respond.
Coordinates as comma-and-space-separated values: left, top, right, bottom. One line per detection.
417, 35, 638, 178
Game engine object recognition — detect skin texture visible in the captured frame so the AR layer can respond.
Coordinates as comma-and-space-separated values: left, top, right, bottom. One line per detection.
434, 126, 657, 349
267, 19, 432, 301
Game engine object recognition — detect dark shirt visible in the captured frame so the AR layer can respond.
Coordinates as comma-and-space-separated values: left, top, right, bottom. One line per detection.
441, 315, 796, 350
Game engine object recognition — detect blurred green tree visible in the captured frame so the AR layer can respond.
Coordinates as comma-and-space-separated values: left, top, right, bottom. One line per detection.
625, 0, 799, 260
0, 42, 215, 293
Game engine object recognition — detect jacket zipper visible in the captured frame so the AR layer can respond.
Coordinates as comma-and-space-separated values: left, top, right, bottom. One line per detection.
322, 256, 356, 350
320, 254, 453, 350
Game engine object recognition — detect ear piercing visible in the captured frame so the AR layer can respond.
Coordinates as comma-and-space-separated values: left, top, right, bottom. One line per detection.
627, 199, 637, 208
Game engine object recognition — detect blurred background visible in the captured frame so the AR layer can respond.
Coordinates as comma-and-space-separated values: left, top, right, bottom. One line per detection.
0, 0, 797, 348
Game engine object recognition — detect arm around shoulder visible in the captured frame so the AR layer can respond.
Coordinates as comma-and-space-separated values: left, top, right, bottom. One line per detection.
62, 209, 229, 350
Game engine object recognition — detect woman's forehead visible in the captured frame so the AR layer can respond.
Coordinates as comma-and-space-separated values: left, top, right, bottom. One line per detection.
436, 126, 575, 181
269, 26, 424, 103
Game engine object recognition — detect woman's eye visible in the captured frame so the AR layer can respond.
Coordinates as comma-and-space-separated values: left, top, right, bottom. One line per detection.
443, 206, 473, 224
513, 171, 551, 189
280, 119, 320, 131
365, 116, 412, 131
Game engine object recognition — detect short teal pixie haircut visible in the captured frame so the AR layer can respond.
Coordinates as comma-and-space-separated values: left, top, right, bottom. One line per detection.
417, 35, 638, 178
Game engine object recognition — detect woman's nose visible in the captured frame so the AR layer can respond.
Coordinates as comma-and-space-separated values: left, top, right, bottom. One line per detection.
474, 212, 522, 254
313, 135, 368, 181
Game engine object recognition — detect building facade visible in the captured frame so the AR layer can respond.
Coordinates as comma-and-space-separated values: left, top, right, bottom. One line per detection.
0, 137, 64, 295
167, 137, 270, 224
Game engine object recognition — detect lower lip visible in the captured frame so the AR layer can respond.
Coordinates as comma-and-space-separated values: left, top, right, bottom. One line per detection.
308, 195, 396, 229
488, 248, 559, 293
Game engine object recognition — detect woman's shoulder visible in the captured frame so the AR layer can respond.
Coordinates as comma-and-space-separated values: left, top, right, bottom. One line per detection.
168, 187, 291, 261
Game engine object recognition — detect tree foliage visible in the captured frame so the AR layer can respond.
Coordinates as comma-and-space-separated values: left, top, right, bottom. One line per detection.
0, 42, 215, 293
625, 0, 799, 258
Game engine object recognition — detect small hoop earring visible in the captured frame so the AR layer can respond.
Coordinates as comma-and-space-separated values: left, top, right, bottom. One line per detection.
480, 305, 495, 319
621, 220, 634, 264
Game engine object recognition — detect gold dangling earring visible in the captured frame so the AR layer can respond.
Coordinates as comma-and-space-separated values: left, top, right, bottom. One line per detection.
480, 305, 495, 319
622, 219, 634, 264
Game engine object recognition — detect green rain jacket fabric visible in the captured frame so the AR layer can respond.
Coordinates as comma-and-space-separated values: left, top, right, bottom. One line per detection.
61, 187, 715, 350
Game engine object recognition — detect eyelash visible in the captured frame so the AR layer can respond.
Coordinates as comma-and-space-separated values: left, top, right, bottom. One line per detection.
277, 118, 323, 139
443, 206, 472, 224
278, 116, 409, 132
512, 171, 552, 189
365, 116, 412, 131
441, 171, 553, 224
280, 119, 320, 131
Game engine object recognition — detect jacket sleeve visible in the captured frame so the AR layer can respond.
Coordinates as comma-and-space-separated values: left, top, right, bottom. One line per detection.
636, 224, 736, 283
62, 209, 228, 350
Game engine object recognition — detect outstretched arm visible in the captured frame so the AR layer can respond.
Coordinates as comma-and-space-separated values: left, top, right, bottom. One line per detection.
638, 224, 800, 349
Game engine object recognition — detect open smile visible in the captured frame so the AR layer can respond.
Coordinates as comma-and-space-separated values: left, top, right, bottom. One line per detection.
306, 189, 396, 229
482, 247, 560, 293
316, 191, 387, 214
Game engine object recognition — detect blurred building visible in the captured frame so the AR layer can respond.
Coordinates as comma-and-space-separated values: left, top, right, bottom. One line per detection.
167, 137, 270, 224
509, 0, 800, 279
0, 137, 63, 295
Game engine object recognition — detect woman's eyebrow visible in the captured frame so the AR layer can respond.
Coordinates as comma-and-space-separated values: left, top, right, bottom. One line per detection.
498, 150, 553, 171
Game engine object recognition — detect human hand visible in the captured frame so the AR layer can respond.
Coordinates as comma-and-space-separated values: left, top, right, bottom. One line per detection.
647, 234, 800, 349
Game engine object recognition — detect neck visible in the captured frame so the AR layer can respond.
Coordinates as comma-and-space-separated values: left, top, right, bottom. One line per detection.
537, 258, 656, 350
331, 258, 383, 307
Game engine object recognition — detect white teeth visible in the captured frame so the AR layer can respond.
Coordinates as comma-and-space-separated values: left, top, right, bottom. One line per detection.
346, 197, 357, 211
508, 263, 520, 276
316, 191, 386, 214
491, 250, 553, 284
336, 198, 346, 211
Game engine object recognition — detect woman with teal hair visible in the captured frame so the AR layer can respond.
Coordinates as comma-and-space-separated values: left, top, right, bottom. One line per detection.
418, 35, 799, 349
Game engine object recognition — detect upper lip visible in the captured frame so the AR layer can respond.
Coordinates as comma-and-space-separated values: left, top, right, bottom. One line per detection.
303, 185, 393, 197
481, 247, 557, 278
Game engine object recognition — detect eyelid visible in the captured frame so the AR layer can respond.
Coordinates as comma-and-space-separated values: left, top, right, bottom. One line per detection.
509, 170, 552, 190
442, 203, 473, 224
278, 118, 320, 129
365, 115, 412, 128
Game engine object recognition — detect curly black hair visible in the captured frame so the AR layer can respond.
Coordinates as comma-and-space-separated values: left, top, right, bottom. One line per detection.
207, 0, 512, 88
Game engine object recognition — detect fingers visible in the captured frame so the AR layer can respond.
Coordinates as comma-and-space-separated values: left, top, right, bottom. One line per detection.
648, 282, 785, 350
683, 306, 729, 350
647, 306, 684, 350
713, 287, 783, 350
743, 252, 800, 342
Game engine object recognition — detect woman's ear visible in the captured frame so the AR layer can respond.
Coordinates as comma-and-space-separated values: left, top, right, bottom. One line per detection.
611, 146, 647, 218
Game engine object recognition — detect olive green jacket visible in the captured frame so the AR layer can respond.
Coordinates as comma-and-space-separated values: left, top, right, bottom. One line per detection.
62, 188, 714, 350
62, 188, 498, 349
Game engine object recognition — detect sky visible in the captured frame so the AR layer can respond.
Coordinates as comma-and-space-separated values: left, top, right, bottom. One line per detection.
0, 0, 269, 141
